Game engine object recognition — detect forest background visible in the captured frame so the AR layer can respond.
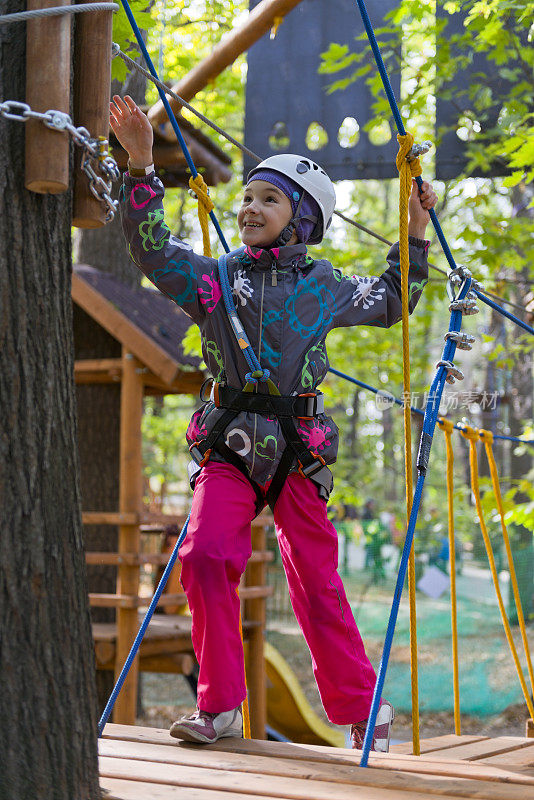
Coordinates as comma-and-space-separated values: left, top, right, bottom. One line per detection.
111, 0, 533, 591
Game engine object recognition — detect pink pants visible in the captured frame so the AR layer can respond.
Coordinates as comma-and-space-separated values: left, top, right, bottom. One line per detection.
179, 460, 377, 725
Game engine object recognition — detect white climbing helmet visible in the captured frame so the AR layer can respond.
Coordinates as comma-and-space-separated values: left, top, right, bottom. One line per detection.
247, 154, 336, 244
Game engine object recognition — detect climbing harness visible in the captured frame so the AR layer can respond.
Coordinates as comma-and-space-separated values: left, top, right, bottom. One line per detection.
0, 100, 119, 220
187, 247, 333, 515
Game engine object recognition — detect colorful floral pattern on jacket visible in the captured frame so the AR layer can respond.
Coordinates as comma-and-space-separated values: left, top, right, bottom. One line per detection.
120, 172, 429, 488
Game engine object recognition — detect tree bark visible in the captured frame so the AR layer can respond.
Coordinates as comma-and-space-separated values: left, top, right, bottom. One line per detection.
0, 7, 100, 796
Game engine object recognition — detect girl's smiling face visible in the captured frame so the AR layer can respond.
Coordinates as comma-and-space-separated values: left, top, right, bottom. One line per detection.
237, 180, 297, 248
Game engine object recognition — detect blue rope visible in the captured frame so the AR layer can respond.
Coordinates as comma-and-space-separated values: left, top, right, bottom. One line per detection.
118, 0, 230, 253
352, 0, 458, 275
359, 277, 472, 766
474, 290, 534, 336
328, 367, 424, 416
98, 512, 191, 736
218, 249, 270, 380
328, 367, 533, 445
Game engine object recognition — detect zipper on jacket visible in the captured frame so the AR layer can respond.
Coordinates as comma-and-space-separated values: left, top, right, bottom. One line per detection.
271, 261, 277, 286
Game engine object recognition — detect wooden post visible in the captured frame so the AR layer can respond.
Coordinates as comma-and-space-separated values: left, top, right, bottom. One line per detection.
149, 0, 304, 128
527, 718, 534, 738
244, 521, 267, 739
25, 0, 71, 193
72, 0, 113, 228
113, 350, 143, 724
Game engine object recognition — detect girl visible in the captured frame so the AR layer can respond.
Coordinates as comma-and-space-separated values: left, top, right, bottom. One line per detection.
110, 94, 437, 750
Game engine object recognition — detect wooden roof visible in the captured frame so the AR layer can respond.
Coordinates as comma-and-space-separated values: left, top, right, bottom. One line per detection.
110, 105, 232, 189
73, 264, 204, 392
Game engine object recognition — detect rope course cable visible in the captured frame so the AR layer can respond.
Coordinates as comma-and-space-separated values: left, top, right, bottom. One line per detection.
0, 3, 118, 24
0, 101, 119, 220
328, 365, 534, 445
360, 268, 475, 766
460, 425, 534, 721
478, 428, 534, 698
396, 129, 423, 755
438, 417, 461, 736
112, 43, 532, 320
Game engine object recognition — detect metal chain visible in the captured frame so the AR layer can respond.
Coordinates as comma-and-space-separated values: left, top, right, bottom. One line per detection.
0, 100, 119, 221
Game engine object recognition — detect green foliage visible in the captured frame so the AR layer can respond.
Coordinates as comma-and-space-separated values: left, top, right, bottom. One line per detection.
112, 0, 156, 82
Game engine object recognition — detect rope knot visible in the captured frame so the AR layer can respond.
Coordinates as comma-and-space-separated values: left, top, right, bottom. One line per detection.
479, 428, 494, 444
189, 174, 215, 256
460, 425, 478, 441
438, 417, 455, 434
396, 133, 423, 179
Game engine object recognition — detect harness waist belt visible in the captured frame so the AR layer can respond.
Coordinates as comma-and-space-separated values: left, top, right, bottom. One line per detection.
210, 383, 324, 419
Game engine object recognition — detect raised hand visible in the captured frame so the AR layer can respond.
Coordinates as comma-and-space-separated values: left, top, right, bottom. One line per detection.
408, 179, 438, 239
109, 94, 154, 167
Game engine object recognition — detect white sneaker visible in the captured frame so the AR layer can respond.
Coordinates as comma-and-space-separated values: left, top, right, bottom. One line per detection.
170, 706, 243, 744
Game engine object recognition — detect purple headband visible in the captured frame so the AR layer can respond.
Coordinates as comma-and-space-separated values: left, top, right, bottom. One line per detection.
246, 169, 320, 244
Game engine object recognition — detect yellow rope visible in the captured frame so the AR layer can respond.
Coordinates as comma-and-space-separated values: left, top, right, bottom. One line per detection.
460, 426, 534, 720
189, 174, 214, 257
438, 418, 461, 735
270, 15, 284, 38
396, 131, 423, 756
236, 586, 251, 739
479, 428, 534, 699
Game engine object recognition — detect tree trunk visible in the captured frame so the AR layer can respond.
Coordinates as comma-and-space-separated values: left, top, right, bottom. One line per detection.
0, 11, 100, 797
74, 74, 146, 713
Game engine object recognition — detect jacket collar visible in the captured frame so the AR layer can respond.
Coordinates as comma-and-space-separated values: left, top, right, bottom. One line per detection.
243, 243, 308, 269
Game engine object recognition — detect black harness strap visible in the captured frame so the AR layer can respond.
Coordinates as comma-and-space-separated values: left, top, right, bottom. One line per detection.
189, 384, 330, 514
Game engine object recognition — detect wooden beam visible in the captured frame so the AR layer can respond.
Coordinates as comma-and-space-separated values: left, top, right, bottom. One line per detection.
142, 368, 205, 396
72, 270, 181, 386
245, 523, 268, 740
82, 512, 139, 526
75, 358, 122, 385
149, 0, 304, 127
113, 350, 144, 724
72, 0, 114, 227
25, 0, 71, 193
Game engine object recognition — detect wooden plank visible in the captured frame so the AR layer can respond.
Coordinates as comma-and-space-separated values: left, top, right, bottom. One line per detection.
99, 751, 531, 800
90, 594, 139, 608
391, 735, 489, 755
481, 744, 534, 776
83, 512, 139, 526
72, 272, 181, 385
100, 729, 534, 790
430, 737, 534, 763
100, 777, 273, 800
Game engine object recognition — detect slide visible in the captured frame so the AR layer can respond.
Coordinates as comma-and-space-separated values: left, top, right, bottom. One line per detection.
264, 642, 345, 747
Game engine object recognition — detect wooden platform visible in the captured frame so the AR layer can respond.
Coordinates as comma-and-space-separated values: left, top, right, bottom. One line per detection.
100, 724, 534, 799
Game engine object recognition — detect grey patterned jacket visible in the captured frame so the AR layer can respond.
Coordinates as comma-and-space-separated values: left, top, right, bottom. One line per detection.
120, 172, 429, 490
